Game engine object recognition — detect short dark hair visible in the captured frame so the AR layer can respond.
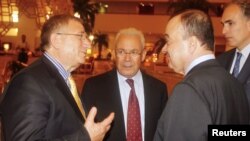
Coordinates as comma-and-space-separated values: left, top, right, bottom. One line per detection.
40, 14, 83, 51
228, 0, 250, 19
175, 9, 214, 51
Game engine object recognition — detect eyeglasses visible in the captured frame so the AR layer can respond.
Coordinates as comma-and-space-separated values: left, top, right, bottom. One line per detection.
56, 32, 87, 41
115, 49, 142, 58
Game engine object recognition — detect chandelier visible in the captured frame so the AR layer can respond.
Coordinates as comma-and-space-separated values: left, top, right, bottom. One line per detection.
0, 0, 18, 36
17, 0, 73, 28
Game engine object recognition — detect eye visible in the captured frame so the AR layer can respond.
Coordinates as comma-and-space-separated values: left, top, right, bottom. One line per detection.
116, 49, 125, 54
131, 50, 140, 55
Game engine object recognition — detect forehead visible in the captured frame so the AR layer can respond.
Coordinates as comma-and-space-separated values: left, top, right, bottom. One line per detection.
116, 34, 142, 49
61, 20, 84, 32
165, 16, 183, 38
222, 4, 244, 22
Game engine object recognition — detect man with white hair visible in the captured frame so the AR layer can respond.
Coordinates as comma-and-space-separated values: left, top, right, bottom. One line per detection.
82, 27, 168, 141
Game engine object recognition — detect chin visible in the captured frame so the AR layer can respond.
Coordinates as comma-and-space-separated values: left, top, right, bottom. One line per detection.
119, 71, 135, 78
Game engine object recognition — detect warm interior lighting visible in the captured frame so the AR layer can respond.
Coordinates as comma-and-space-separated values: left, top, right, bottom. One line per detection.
89, 34, 94, 41
86, 48, 92, 55
0, 0, 18, 36
74, 12, 80, 18
3, 43, 10, 52
5, 28, 18, 36
2, 16, 10, 22
12, 11, 19, 22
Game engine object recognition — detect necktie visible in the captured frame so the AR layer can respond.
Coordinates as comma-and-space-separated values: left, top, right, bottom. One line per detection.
232, 52, 242, 77
68, 76, 86, 119
126, 79, 142, 141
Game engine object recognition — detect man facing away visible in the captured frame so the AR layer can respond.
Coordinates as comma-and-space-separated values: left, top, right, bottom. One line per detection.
82, 27, 168, 141
218, 0, 250, 109
153, 9, 249, 141
1, 14, 114, 141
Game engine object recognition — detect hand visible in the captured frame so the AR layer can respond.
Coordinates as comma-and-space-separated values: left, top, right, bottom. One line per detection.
84, 107, 115, 141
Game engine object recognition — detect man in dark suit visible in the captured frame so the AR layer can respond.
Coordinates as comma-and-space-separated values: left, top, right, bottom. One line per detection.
153, 10, 249, 141
82, 28, 168, 141
0, 15, 114, 141
218, 0, 250, 108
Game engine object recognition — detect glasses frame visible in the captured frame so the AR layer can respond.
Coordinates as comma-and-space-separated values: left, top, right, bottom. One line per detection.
56, 32, 87, 41
115, 48, 143, 58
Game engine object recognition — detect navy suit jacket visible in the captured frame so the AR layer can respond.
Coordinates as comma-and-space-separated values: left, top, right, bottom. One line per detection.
82, 69, 167, 141
217, 48, 250, 109
0, 55, 90, 141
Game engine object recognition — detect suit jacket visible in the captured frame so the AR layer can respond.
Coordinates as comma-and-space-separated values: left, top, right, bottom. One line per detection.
81, 69, 167, 141
217, 48, 250, 109
0, 55, 90, 141
154, 59, 249, 141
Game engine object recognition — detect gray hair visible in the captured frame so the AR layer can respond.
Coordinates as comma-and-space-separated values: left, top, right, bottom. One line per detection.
114, 27, 145, 49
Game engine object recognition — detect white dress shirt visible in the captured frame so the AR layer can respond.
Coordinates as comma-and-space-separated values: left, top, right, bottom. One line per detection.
117, 71, 145, 141
230, 44, 250, 74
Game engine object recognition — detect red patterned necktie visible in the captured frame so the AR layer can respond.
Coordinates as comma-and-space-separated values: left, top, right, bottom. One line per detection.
126, 79, 142, 141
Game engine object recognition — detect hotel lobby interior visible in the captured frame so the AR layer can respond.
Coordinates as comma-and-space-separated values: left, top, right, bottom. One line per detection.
0, 0, 230, 95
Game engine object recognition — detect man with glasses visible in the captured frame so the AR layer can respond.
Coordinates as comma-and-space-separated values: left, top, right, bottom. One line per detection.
82, 27, 168, 141
1, 14, 114, 141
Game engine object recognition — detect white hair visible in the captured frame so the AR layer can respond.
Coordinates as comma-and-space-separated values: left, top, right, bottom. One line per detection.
114, 27, 145, 49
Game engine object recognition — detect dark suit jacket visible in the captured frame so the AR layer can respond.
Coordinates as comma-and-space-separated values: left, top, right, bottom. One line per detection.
217, 48, 250, 109
154, 59, 249, 141
0, 55, 90, 141
81, 69, 167, 141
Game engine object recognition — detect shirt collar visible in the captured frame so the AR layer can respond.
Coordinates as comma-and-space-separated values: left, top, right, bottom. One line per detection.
44, 52, 70, 80
236, 43, 250, 58
185, 54, 215, 75
117, 70, 142, 85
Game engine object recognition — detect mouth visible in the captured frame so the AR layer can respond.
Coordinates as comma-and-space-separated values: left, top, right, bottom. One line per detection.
122, 62, 133, 68
225, 36, 232, 40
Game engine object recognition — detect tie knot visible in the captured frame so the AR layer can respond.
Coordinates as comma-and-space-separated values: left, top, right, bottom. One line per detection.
236, 52, 242, 59
126, 79, 134, 88
68, 76, 75, 89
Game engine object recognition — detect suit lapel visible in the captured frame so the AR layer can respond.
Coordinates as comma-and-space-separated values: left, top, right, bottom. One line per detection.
42, 56, 85, 122
108, 70, 126, 139
225, 49, 236, 71
142, 72, 153, 140
238, 53, 250, 84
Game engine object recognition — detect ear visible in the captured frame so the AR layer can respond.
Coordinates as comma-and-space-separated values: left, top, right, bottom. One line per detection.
50, 33, 61, 49
111, 49, 116, 61
141, 48, 147, 62
187, 36, 199, 54
247, 19, 250, 31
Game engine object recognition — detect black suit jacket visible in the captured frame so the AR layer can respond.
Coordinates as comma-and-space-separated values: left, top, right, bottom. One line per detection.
0, 55, 90, 141
154, 59, 249, 141
81, 69, 167, 141
217, 48, 250, 109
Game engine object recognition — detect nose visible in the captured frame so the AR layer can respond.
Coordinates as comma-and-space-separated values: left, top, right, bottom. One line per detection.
83, 38, 91, 49
222, 25, 227, 35
124, 52, 132, 61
